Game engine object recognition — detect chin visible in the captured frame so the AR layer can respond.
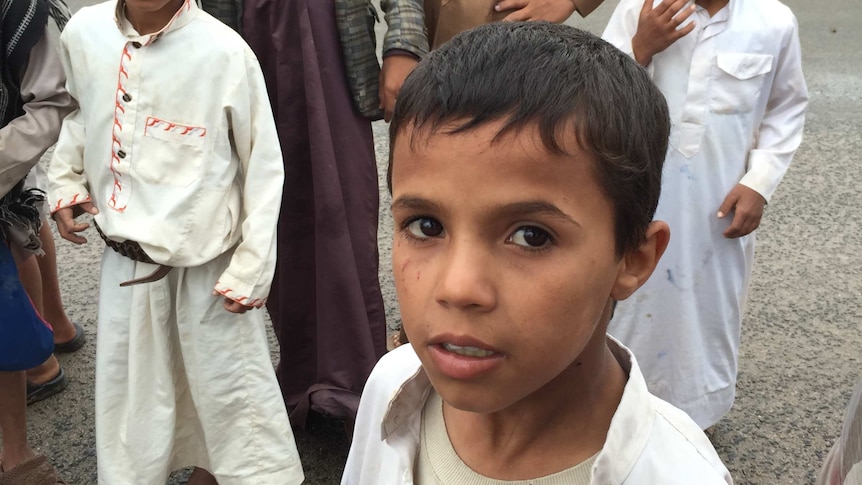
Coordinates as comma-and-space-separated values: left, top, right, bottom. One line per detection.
434, 382, 516, 415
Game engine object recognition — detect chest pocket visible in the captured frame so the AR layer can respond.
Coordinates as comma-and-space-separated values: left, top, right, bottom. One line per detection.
709, 53, 773, 115
132, 116, 207, 187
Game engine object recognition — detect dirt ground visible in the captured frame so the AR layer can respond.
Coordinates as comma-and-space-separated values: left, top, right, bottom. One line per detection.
16, 0, 862, 483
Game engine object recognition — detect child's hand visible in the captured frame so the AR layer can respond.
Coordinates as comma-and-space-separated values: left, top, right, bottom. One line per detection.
495, 0, 577, 22
220, 295, 265, 314
53, 202, 99, 244
717, 184, 767, 238
631, 0, 696, 66
379, 55, 419, 122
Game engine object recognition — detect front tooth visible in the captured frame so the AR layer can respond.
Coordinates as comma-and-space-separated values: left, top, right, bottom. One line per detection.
442, 343, 494, 357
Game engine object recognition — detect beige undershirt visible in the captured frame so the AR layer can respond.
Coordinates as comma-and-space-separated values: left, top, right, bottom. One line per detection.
416, 391, 598, 485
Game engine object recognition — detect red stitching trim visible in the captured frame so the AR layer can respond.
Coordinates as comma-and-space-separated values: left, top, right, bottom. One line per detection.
108, 44, 133, 213
144, 116, 207, 138
50, 194, 92, 214
214, 283, 255, 306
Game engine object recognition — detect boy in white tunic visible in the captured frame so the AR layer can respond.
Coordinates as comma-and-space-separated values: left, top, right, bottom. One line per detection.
343, 23, 732, 484
602, 0, 808, 429
47, 0, 305, 483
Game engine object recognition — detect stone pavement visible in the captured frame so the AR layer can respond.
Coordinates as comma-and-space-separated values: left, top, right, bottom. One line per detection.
17, 0, 862, 483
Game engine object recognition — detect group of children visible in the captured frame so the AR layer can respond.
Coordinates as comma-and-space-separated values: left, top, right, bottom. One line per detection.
0, 0, 808, 483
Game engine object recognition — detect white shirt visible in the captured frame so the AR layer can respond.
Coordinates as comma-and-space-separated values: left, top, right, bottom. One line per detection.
48, 0, 283, 303
341, 339, 733, 485
602, 0, 808, 429
603, 0, 808, 202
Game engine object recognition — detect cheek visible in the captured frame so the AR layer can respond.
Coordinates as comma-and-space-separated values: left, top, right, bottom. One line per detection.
393, 249, 410, 293
523, 267, 612, 337
393, 241, 424, 300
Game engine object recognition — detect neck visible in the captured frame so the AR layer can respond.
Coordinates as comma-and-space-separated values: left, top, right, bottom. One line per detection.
125, 0, 185, 35
696, 0, 729, 16
443, 305, 627, 480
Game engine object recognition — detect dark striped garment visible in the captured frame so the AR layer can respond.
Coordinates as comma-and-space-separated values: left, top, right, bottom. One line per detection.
198, 0, 241, 31
335, 0, 384, 118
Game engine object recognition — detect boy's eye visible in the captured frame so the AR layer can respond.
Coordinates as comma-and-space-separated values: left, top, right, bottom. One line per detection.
406, 217, 444, 238
508, 226, 551, 249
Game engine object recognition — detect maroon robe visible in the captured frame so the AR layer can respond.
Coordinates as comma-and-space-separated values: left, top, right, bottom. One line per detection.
242, 0, 387, 427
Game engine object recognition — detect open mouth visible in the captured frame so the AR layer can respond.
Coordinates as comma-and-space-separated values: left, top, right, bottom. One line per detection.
441, 343, 496, 358
428, 339, 505, 380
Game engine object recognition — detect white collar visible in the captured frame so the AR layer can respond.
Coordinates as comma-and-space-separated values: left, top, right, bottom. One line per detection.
379, 336, 658, 483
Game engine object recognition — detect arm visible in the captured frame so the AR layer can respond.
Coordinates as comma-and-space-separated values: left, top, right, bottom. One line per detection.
0, 26, 75, 198
720, 17, 808, 238
46, 25, 98, 244
738, 17, 808, 202
379, 0, 428, 59
378, 0, 428, 122
213, 51, 285, 312
572, 0, 604, 16
494, 0, 577, 22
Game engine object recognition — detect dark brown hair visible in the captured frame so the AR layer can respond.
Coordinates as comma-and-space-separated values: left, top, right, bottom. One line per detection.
389, 22, 670, 257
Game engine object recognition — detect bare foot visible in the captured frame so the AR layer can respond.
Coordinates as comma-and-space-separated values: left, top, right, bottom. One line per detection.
48, 316, 76, 344
0, 444, 37, 471
387, 332, 402, 351
387, 327, 409, 351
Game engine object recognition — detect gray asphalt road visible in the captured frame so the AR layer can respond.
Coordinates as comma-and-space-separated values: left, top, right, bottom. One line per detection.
25, 0, 862, 484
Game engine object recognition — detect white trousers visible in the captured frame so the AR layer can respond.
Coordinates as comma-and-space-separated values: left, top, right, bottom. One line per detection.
95, 249, 304, 485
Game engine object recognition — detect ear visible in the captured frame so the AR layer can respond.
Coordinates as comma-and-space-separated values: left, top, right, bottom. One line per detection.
610, 221, 670, 301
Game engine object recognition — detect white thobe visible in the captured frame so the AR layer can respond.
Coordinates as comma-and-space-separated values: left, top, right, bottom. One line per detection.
603, 0, 808, 428
46, 1, 304, 483
342, 339, 732, 484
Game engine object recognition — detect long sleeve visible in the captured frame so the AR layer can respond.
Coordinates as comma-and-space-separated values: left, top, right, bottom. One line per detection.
213, 52, 284, 305
738, 16, 808, 201
380, 0, 429, 58
573, 0, 604, 17
47, 25, 90, 213
0, 26, 75, 198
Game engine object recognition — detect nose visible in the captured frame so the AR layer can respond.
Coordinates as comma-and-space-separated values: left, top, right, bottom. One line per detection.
433, 238, 497, 311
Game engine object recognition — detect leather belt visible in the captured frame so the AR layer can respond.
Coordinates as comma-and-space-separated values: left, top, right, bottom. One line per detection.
94, 223, 173, 287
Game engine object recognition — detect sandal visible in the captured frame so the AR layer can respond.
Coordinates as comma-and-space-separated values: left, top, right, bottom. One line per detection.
0, 454, 67, 485
53, 322, 85, 354
26, 369, 67, 405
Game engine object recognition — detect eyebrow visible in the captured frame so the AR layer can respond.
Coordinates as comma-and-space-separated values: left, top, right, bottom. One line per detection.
391, 196, 445, 214
392, 197, 579, 227
493, 201, 581, 227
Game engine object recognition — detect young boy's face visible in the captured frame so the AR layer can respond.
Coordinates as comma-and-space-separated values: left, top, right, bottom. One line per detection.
390, 120, 639, 414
